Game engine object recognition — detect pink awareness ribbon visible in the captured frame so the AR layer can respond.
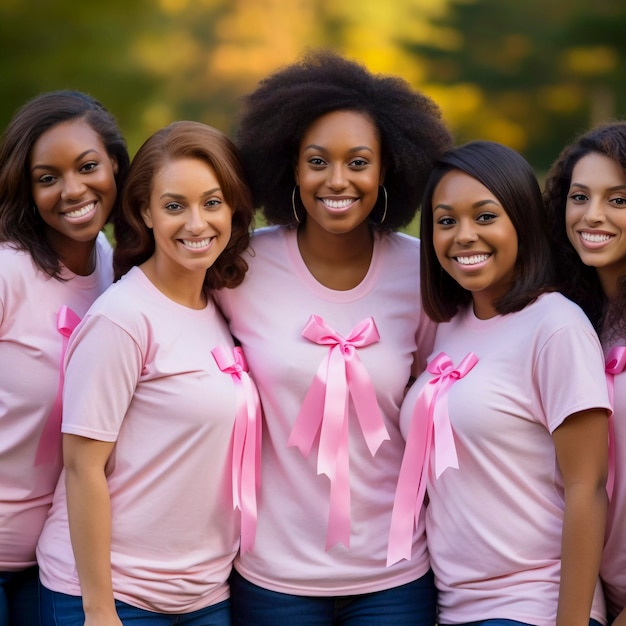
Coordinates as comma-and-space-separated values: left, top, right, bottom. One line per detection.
288, 315, 389, 550
212, 345, 262, 554
34, 305, 81, 466
605, 346, 626, 499
387, 351, 478, 566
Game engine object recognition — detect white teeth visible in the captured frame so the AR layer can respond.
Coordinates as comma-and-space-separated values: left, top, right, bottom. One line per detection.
182, 238, 211, 249
65, 202, 95, 218
322, 198, 353, 209
456, 254, 489, 265
581, 232, 612, 243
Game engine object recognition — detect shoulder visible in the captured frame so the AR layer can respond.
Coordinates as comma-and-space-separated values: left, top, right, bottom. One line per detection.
86, 268, 149, 324
379, 231, 421, 261
525, 292, 594, 331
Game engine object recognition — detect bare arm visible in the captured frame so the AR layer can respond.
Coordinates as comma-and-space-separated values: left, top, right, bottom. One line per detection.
613, 608, 626, 626
553, 408, 608, 626
64, 433, 122, 626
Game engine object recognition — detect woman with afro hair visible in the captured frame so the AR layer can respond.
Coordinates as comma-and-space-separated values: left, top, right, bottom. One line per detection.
214, 50, 453, 625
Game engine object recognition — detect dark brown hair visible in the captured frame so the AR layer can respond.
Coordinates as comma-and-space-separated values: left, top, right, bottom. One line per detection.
545, 120, 626, 335
0, 90, 129, 279
421, 141, 556, 322
114, 121, 254, 289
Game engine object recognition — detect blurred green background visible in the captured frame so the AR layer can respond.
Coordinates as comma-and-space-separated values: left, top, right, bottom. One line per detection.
1, 0, 624, 235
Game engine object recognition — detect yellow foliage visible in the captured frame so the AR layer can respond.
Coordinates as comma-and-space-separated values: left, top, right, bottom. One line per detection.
564, 47, 617, 76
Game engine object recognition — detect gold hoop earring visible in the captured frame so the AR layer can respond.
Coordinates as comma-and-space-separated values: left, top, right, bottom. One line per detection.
376, 186, 388, 225
292, 186, 301, 224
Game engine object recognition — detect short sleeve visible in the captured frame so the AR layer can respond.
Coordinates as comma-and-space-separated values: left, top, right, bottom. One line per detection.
62, 314, 143, 441
535, 324, 611, 433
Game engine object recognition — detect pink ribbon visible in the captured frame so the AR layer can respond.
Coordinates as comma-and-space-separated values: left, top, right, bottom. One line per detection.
212, 345, 262, 554
288, 315, 389, 550
605, 346, 626, 500
34, 305, 81, 466
387, 351, 478, 566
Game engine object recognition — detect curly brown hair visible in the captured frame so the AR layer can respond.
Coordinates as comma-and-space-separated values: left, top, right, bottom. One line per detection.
0, 90, 129, 279
114, 121, 254, 290
235, 49, 453, 232
544, 120, 626, 336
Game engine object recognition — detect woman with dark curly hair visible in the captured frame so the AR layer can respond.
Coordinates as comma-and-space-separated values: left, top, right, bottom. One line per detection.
36, 121, 258, 625
545, 121, 626, 626
0, 90, 128, 626
215, 50, 453, 625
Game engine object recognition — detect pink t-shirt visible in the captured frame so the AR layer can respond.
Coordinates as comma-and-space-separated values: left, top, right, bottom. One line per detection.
214, 226, 436, 596
0, 234, 112, 571
600, 338, 626, 620
37, 266, 241, 613
399, 292, 610, 626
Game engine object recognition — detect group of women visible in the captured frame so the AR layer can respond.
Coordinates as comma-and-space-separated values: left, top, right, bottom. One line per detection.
0, 49, 624, 626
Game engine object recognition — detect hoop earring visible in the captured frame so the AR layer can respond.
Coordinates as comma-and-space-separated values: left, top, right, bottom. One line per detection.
291, 186, 301, 224
376, 186, 388, 225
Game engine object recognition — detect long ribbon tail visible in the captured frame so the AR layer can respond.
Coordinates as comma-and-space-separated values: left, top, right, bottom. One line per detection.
34, 306, 81, 466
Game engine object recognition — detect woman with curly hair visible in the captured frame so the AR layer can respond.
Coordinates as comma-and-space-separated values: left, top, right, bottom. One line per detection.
36, 121, 257, 625
215, 50, 453, 625
545, 121, 626, 625
0, 90, 128, 626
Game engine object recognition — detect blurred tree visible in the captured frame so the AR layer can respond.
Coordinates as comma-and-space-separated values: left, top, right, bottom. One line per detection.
0, 0, 162, 151
404, 0, 626, 169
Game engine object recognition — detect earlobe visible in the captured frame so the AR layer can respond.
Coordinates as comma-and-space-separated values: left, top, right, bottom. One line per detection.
294, 165, 299, 186
111, 157, 119, 175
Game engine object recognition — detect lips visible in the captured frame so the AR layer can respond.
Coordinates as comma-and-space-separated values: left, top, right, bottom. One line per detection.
61, 201, 98, 224
180, 237, 213, 250
580, 231, 613, 244
454, 253, 490, 266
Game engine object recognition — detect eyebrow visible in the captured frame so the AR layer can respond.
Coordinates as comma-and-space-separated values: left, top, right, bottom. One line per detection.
31, 148, 101, 172
301, 143, 375, 154
433, 199, 499, 212
159, 187, 222, 200
570, 182, 626, 192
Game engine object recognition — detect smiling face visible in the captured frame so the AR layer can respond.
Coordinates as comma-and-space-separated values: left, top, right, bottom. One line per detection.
141, 157, 233, 284
30, 119, 118, 257
565, 152, 626, 298
294, 110, 384, 238
432, 169, 519, 319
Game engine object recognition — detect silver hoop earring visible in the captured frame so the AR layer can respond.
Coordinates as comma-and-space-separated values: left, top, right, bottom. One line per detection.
376, 186, 388, 225
291, 186, 301, 224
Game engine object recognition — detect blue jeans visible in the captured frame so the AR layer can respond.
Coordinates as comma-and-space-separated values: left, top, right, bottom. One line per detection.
229, 568, 437, 625
441, 619, 602, 626
39, 586, 230, 625
0, 566, 40, 626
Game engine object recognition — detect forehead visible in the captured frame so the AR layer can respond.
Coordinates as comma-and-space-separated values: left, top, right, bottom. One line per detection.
31, 119, 105, 163
300, 110, 380, 148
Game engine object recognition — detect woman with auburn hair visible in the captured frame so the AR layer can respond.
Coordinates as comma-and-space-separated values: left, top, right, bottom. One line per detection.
546, 121, 626, 625
0, 90, 128, 626
394, 140, 609, 626
215, 50, 452, 625
36, 121, 258, 625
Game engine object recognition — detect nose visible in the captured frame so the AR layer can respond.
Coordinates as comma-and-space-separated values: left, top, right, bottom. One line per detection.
582, 198, 605, 224
327, 164, 347, 191
61, 172, 86, 201
185, 205, 206, 234
455, 219, 478, 245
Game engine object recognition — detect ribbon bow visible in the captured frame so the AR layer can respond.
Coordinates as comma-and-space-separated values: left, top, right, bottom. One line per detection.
387, 351, 478, 566
288, 315, 389, 550
212, 345, 262, 554
34, 305, 81, 466
605, 346, 626, 499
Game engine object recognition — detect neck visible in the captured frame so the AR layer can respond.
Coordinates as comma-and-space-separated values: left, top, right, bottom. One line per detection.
597, 266, 622, 302
296, 220, 374, 290
140, 256, 207, 309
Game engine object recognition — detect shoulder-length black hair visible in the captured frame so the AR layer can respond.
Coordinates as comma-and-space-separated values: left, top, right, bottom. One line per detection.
421, 140, 556, 322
